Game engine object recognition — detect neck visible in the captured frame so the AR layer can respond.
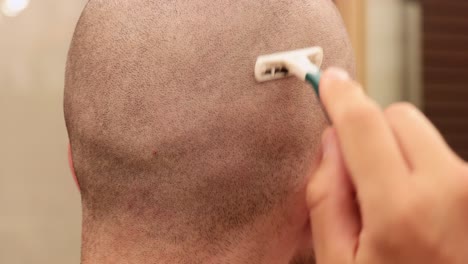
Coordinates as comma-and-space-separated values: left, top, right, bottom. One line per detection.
80, 211, 310, 264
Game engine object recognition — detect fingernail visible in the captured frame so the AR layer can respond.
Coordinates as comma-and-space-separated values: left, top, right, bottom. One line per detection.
323, 67, 350, 81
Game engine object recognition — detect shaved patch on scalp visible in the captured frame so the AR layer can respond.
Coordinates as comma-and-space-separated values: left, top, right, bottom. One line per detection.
65, 0, 354, 247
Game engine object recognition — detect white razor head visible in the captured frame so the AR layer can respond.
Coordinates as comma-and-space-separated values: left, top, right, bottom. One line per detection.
255, 47, 323, 82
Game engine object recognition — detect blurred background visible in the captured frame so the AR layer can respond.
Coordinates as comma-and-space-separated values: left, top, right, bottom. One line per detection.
0, 0, 467, 263
1, 0, 85, 263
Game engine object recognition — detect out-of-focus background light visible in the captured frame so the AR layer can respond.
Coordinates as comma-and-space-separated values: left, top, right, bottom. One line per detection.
1, 0, 30, 17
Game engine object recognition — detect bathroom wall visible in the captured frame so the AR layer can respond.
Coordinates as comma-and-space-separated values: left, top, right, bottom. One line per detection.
365, 0, 423, 107
366, 0, 406, 107
0, 1, 86, 263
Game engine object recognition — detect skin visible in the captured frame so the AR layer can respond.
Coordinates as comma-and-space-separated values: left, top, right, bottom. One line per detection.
308, 67, 468, 264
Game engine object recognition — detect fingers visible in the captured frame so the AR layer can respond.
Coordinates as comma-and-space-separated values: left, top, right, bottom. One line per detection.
384, 103, 461, 172
319, 68, 409, 204
307, 128, 359, 264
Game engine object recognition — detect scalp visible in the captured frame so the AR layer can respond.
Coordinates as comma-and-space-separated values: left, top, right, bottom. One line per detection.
64, 0, 354, 243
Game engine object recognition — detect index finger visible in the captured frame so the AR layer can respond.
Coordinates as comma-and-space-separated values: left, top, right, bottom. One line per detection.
319, 68, 410, 203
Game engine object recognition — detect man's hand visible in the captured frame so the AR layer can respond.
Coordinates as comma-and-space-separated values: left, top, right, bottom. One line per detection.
307, 68, 468, 264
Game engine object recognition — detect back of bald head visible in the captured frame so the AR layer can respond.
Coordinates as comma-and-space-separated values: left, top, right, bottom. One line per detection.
65, 0, 354, 244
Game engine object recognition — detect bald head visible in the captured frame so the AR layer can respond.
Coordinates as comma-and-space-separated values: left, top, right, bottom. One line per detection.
65, 0, 354, 260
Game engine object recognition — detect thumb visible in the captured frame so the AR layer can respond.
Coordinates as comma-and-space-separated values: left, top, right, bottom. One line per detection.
307, 128, 360, 264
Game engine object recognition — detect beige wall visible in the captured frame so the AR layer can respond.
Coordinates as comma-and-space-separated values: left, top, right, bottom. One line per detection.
366, 0, 422, 107
337, 0, 422, 107
366, 0, 405, 107
0, 1, 86, 263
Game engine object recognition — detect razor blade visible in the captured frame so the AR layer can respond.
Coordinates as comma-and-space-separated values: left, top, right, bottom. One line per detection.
255, 47, 323, 82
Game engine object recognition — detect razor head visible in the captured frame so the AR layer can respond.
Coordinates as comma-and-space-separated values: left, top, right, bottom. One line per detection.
255, 47, 323, 82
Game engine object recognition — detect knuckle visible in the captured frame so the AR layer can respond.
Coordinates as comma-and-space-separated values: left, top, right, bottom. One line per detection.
389, 208, 417, 236
385, 102, 418, 118
451, 164, 468, 205
372, 197, 426, 248
370, 191, 453, 260
394, 200, 423, 229
351, 80, 365, 91
322, 78, 361, 102
337, 100, 382, 128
